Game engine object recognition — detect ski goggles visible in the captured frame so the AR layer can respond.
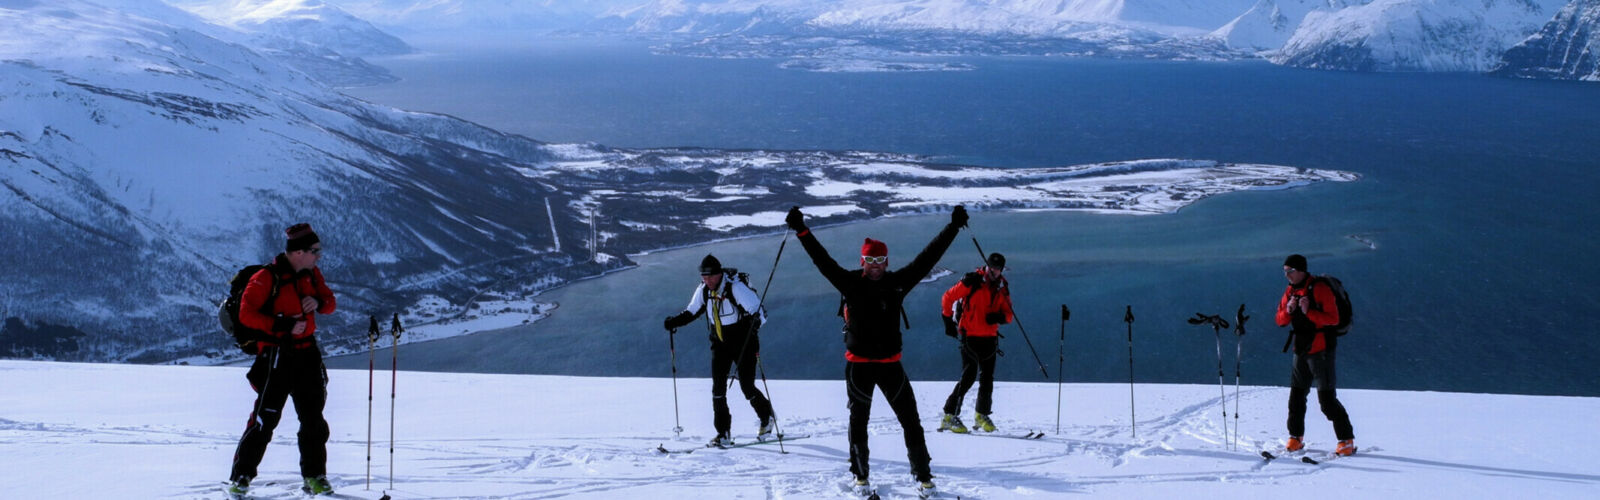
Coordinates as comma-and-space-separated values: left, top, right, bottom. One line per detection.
861, 256, 887, 264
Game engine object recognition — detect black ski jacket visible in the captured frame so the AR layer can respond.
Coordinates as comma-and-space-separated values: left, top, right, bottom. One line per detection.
796, 222, 961, 360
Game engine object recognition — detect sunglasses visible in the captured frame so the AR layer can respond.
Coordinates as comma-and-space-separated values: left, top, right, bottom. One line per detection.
302, 247, 322, 256
861, 256, 887, 264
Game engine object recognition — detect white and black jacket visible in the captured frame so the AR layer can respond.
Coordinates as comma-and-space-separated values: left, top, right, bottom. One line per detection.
665, 274, 766, 345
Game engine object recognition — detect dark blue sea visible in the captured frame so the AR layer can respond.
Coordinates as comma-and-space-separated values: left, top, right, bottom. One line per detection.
339, 37, 1600, 397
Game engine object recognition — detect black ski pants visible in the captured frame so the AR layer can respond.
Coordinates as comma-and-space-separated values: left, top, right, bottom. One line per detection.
1287, 348, 1355, 441
711, 336, 773, 436
942, 336, 998, 416
845, 360, 932, 483
230, 347, 330, 482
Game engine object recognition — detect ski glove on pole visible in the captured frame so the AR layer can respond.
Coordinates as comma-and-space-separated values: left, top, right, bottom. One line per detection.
943, 316, 959, 338
664, 311, 695, 331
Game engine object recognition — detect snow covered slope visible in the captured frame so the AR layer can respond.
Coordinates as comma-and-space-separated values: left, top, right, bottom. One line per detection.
0, 0, 578, 362
1493, 0, 1600, 81
1213, 0, 1366, 52
1, 360, 1596, 498
159, 0, 412, 86
1272, 0, 1568, 72
173, 0, 413, 57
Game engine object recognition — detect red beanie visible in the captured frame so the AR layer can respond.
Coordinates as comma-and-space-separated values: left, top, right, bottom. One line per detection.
861, 238, 888, 257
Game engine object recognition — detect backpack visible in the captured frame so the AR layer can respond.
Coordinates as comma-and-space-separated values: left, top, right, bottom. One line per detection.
713, 268, 755, 319
217, 264, 280, 354
1309, 275, 1353, 337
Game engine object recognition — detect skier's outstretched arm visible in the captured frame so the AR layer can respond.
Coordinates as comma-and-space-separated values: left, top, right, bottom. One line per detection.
896, 205, 968, 288
786, 206, 853, 291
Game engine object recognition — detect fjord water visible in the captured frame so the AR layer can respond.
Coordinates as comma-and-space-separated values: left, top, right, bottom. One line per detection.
338, 38, 1600, 396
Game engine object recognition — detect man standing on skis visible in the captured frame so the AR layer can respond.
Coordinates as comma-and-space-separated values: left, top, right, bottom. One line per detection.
663, 255, 776, 447
228, 223, 338, 498
786, 204, 967, 497
1276, 254, 1357, 457
937, 252, 1013, 434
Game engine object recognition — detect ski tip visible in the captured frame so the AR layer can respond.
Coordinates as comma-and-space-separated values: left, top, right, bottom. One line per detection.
1301, 456, 1321, 465
1260, 451, 1277, 460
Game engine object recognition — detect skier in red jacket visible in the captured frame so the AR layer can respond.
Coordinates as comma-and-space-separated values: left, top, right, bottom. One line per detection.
1276, 254, 1356, 457
228, 223, 337, 498
936, 253, 1013, 434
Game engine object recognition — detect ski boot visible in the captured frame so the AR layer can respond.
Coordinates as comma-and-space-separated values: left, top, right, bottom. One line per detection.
757, 415, 775, 441
302, 475, 334, 496
974, 413, 997, 433
1285, 435, 1304, 452
708, 432, 733, 448
852, 476, 872, 496
1336, 439, 1357, 457
916, 479, 938, 498
938, 413, 968, 434
225, 477, 250, 499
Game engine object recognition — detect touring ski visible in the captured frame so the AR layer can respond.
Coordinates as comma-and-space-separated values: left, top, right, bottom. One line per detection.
656, 434, 811, 454
951, 430, 1045, 440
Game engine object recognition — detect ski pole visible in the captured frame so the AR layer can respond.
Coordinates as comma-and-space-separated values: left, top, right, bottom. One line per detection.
752, 344, 787, 454
389, 313, 403, 490
727, 229, 789, 392
366, 316, 379, 490
1233, 304, 1249, 452
1188, 313, 1231, 450
1056, 305, 1069, 435
970, 235, 1048, 379
1124, 305, 1137, 440
668, 327, 684, 437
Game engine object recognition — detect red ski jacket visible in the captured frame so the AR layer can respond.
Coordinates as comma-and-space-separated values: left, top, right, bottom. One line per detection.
1276, 279, 1339, 354
940, 270, 1013, 338
240, 254, 336, 351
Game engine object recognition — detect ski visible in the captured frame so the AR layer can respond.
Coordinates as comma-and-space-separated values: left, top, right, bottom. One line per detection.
950, 430, 1045, 440
715, 433, 811, 450
1302, 450, 1355, 465
656, 434, 811, 454
1259, 448, 1306, 461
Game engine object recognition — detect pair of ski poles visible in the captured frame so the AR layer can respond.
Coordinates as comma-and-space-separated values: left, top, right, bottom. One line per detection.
1188, 305, 1249, 450
367, 314, 404, 492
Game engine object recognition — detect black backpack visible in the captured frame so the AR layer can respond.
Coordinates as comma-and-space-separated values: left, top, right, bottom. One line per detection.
217, 264, 279, 354
1310, 275, 1353, 337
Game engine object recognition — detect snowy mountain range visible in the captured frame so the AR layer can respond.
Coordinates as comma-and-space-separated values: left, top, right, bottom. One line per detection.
163, 1, 1600, 79
1271, 0, 1568, 72
3, 359, 1598, 498
1492, 0, 1600, 81
0, 0, 1353, 365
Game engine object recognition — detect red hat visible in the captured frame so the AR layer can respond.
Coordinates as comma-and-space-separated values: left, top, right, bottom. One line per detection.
861, 238, 888, 257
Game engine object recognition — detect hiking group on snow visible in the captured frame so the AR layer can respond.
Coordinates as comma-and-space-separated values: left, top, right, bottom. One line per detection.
218, 210, 1357, 498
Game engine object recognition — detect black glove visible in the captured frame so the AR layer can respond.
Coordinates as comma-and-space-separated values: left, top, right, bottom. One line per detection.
985, 312, 1008, 325
664, 311, 694, 331
785, 206, 807, 232
961, 271, 983, 288
942, 316, 958, 338
951, 205, 968, 228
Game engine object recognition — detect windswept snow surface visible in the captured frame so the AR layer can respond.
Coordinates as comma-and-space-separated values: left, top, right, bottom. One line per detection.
2, 360, 1596, 499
